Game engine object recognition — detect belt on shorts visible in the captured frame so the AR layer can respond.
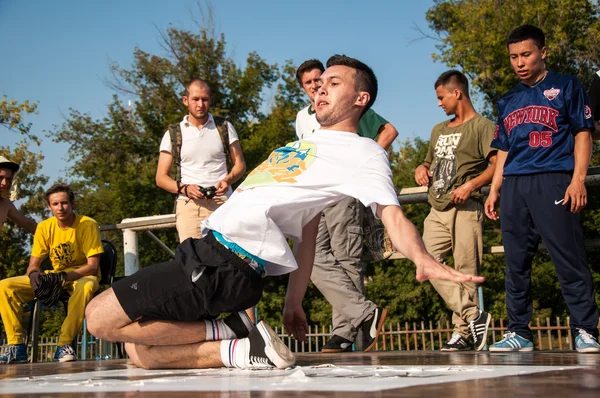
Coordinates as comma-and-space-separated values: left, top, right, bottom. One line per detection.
211, 230, 267, 277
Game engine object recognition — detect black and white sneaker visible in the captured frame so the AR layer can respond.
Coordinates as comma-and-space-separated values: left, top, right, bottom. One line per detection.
247, 321, 295, 369
441, 333, 473, 351
468, 310, 491, 351
322, 335, 353, 353
224, 311, 255, 339
360, 307, 387, 352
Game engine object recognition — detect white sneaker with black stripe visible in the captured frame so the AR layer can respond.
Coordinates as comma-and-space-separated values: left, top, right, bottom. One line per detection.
246, 321, 296, 369
441, 333, 473, 351
468, 311, 491, 351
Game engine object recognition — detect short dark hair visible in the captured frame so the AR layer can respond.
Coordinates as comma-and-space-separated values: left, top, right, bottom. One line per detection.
45, 183, 75, 205
295, 59, 325, 85
184, 78, 211, 97
507, 25, 545, 49
325, 54, 378, 115
434, 70, 470, 99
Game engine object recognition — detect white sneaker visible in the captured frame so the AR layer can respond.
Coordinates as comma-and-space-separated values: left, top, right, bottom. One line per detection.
246, 321, 295, 369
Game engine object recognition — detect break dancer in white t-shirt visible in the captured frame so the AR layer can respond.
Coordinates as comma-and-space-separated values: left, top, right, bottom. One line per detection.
85, 55, 485, 370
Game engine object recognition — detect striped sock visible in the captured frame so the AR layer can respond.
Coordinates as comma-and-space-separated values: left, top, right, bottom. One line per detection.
204, 319, 235, 341
220, 338, 249, 368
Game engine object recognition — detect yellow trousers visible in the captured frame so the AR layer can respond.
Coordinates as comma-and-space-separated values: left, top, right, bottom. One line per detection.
0, 270, 99, 345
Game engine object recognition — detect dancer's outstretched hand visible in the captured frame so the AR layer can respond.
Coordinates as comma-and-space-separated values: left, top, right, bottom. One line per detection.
282, 304, 309, 341
415, 255, 485, 284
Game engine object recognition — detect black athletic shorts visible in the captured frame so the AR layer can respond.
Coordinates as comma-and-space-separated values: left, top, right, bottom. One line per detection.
112, 231, 264, 322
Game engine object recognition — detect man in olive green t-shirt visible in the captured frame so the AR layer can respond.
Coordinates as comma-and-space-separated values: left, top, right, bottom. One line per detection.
294, 57, 399, 353
414, 70, 497, 352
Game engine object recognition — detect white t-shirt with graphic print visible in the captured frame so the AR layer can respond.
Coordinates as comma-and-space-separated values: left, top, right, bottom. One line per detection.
159, 114, 239, 197
203, 129, 400, 276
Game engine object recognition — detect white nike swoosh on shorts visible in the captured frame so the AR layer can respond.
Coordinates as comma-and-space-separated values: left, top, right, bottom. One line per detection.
554, 199, 564, 205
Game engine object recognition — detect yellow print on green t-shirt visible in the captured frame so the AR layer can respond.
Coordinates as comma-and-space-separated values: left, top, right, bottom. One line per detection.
239, 141, 316, 189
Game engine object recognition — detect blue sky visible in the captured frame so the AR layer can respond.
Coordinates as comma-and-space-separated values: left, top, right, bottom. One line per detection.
1, 0, 453, 185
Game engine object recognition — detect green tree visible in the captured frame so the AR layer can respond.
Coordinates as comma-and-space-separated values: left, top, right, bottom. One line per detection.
48, 18, 304, 281
426, 0, 600, 116
0, 96, 40, 145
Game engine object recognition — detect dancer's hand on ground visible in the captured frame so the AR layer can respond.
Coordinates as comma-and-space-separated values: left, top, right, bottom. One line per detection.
415, 255, 485, 284
283, 304, 309, 341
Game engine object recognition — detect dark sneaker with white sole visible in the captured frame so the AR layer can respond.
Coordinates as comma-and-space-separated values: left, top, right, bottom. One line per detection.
224, 311, 255, 339
468, 310, 491, 351
441, 333, 473, 351
322, 335, 353, 353
246, 321, 295, 369
0, 344, 28, 364
360, 307, 387, 352
54, 344, 76, 362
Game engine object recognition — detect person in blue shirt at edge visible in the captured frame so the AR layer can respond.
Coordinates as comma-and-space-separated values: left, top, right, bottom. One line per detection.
485, 25, 600, 353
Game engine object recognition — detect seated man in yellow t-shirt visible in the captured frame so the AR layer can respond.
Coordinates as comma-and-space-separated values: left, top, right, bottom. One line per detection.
0, 183, 103, 363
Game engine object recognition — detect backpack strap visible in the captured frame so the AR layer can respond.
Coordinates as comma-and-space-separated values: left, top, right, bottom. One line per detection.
212, 116, 231, 170
167, 123, 183, 183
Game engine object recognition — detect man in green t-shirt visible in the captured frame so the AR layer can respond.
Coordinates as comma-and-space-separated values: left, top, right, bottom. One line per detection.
414, 70, 497, 352
294, 56, 398, 353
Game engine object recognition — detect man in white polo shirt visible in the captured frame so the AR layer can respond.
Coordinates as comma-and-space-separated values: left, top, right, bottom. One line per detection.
156, 78, 247, 242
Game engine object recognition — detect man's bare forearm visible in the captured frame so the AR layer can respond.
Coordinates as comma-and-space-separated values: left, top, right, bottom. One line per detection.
572, 130, 592, 184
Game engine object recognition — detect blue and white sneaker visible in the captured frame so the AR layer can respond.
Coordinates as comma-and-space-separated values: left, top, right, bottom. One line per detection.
489, 332, 533, 352
54, 344, 76, 362
0, 344, 28, 364
575, 329, 600, 353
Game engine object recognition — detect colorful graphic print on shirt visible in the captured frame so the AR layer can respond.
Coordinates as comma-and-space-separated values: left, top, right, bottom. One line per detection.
239, 141, 317, 189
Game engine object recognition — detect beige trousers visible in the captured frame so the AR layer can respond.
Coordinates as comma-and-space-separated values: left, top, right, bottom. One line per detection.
423, 199, 483, 338
175, 196, 227, 242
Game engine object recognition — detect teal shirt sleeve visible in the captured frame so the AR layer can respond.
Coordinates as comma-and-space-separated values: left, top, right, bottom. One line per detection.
357, 109, 388, 140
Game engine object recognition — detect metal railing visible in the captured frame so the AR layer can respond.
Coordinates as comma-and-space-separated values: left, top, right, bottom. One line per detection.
102, 167, 600, 272
4, 316, 593, 361
1, 336, 118, 362
272, 316, 599, 353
